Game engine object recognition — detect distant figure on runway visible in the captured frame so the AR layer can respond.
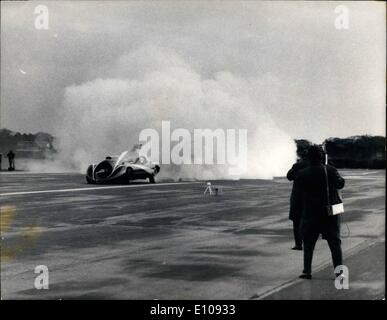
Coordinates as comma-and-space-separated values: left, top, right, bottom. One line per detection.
7, 150, 15, 171
296, 145, 345, 280
287, 150, 308, 250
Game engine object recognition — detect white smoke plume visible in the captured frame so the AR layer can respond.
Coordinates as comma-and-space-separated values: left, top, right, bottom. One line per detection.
53, 45, 296, 180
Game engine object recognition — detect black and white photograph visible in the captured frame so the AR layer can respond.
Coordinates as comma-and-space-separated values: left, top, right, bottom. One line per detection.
0, 0, 385, 307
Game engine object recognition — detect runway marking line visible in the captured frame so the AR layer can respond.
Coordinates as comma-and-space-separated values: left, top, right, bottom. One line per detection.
251, 239, 383, 300
0, 182, 202, 197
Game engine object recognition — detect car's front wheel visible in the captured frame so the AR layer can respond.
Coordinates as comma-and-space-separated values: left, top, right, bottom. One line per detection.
86, 176, 95, 184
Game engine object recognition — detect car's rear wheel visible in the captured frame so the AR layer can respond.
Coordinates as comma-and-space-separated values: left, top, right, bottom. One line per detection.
148, 175, 155, 184
126, 167, 134, 184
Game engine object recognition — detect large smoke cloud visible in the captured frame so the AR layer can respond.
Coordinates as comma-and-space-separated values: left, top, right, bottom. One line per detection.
53, 45, 296, 179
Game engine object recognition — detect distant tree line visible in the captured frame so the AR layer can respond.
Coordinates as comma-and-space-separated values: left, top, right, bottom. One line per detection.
0, 128, 56, 159
295, 135, 386, 169
0, 129, 385, 169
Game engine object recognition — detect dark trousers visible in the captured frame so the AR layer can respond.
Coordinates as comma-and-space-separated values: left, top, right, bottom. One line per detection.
8, 159, 15, 170
293, 218, 303, 247
303, 232, 342, 274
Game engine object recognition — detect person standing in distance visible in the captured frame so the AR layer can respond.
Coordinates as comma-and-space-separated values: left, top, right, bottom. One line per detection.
7, 150, 15, 171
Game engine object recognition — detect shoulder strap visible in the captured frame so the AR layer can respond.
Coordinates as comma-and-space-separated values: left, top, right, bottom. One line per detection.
323, 165, 330, 206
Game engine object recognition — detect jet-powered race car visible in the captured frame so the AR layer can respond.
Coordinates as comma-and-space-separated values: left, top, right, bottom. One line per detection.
86, 151, 160, 184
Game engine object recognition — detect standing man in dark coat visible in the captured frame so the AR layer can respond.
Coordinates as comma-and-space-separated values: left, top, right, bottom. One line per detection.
287, 150, 308, 250
296, 145, 345, 279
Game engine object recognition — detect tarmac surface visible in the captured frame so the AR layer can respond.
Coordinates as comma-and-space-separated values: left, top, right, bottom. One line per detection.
0, 169, 385, 299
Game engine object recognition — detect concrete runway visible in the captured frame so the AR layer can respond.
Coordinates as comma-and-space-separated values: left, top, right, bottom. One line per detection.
0, 170, 385, 299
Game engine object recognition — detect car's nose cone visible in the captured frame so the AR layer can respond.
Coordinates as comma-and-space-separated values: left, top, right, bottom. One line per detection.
94, 160, 113, 179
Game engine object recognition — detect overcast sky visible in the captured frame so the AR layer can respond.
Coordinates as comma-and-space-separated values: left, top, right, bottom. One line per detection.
1, 0, 385, 143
